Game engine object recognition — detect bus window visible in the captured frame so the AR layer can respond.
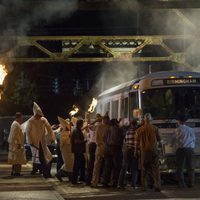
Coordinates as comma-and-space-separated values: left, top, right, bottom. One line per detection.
124, 98, 128, 118
121, 98, 128, 118
141, 87, 200, 119
130, 92, 139, 119
112, 100, 119, 119
104, 102, 110, 115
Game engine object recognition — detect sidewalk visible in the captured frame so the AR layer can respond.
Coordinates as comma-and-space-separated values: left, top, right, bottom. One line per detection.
0, 162, 64, 200
0, 161, 200, 200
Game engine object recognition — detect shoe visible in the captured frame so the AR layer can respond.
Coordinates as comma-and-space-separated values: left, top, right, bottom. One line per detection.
178, 183, 186, 188
111, 184, 118, 188
102, 184, 109, 188
132, 186, 138, 189
72, 181, 81, 185
154, 187, 161, 192
187, 184, 194, 188
55, 173, 63, 182
13, 173, 22, 177
117, 185, 125, 189
31, 170, 38, 175
91, 184, 98, 188
143, 187, 147, 191
79, 178, 85, 182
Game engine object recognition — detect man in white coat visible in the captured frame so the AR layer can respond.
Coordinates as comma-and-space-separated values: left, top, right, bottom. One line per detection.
26, 102, 55, 178
8, 112, 26, 176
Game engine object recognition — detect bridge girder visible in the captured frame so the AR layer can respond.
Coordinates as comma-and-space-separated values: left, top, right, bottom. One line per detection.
0, 34, 195, 68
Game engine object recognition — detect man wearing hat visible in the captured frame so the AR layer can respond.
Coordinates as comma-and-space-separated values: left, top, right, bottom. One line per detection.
8, 112, 26, 176
55, 116, 74, 182
26, 102, 55, 178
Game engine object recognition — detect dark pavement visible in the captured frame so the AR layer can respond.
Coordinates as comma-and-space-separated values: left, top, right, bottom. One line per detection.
0, 158, 200, 200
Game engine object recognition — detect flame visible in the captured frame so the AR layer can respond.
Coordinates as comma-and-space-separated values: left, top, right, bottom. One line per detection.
0, 64, 8, 100
88, 98, 98, 113
0, 64, 7, 85
69, 105, 79, 116
0, 91, 3, 100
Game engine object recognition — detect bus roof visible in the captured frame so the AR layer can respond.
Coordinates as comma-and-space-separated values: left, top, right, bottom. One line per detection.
140, 71, 200, 79
98, 79, 137, 98
98, 71, 200, 98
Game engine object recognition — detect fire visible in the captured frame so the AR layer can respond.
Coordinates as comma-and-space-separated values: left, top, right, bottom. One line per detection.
0, 64, 8, 100
0, 64, 7, 85
69, 105, 79, 116
88, 98, 98, 113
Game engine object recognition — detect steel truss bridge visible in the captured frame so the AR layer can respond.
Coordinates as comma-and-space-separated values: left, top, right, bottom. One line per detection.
0, 34, 196, 67
0, 7, 199, 68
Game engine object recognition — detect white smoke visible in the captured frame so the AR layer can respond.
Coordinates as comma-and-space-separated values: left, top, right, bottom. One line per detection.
0, 0, 78, 35
92, 62, 145, 95
111, 0, 139, 10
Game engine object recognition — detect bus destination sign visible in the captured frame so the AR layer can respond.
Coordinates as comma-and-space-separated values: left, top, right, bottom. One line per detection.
152, 78, 200, 86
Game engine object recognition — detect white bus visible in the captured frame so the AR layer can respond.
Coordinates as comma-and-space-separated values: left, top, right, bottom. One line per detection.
96, 71, 200, 172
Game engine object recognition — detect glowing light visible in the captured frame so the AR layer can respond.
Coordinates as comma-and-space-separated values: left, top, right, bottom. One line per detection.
169, 76, 176, 79
188, 75, 193, 78
0, 64, 7, 85
69, 105, 79, 117
0, 64, 8, 100
133, 84, 139, 90
88, 98, 98, 113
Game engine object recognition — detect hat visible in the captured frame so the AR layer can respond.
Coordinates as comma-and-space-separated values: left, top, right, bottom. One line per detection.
144, 113, 152, 121
33, 102, 44, 117
71, 116, 78, 126
57, 116, 70, 130
95, 113, 102, 119
178, 114, 186, 122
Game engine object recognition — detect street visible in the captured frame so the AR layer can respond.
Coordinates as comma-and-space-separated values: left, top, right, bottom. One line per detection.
0, 161, 200, 200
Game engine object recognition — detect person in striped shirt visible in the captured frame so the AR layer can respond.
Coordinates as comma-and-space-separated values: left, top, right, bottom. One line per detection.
118, 119, 138, 189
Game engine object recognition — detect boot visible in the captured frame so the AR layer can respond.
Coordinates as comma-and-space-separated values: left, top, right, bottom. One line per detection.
55, 169, 63, 182
68, 172, 73, 182
31, 163, 39, 175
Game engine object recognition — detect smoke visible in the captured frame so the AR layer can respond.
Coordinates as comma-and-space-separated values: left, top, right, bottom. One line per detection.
143, 8, 200, 72
111, 0, 139, 10
0, 0, 78, 35
92, 62, 144, 95
0, 0, 78, 70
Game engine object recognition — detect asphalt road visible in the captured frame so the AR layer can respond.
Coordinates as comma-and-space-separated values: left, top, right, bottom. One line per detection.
0, 161, 200, 200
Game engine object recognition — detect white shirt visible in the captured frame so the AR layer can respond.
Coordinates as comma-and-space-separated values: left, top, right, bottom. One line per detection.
88, 128, 96, 143
174, 124, 195, 149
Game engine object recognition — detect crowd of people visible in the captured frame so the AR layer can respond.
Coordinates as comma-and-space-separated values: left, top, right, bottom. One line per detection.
7, 102, 196, 192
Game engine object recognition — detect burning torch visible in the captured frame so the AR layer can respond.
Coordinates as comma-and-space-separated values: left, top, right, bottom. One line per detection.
69, 105, 79, 131
0, 64, 8, 100
69, 104, 79, 117
82, 98, 98, 130
88, 98, 98, 114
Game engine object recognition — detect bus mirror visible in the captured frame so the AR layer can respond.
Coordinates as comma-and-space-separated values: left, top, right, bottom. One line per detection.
133, 109, 142, 119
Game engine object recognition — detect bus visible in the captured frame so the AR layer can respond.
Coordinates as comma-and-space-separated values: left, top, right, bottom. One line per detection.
96, 71, 200, 172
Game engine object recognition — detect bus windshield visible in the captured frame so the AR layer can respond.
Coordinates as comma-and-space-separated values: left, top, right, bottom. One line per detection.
141, 87, 200, 120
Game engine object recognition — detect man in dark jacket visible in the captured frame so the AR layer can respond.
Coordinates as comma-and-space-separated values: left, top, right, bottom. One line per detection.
71, 119, 86, 184
103, 119, 123, 187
